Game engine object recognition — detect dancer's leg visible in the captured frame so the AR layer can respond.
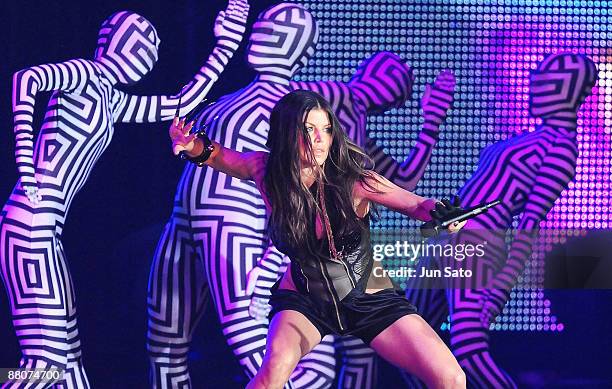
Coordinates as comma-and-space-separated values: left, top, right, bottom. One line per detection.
370, 315, 465, 389
147, 217, 208, 388
0, 220, 82, 388
247, 310, 322, 389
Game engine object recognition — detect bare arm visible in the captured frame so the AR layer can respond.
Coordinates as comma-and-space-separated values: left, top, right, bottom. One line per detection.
354, 171, 437, 221
206, 141, 264, 180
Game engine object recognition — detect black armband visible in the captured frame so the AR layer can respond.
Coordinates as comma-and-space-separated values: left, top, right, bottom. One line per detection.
179, 129, 215, 167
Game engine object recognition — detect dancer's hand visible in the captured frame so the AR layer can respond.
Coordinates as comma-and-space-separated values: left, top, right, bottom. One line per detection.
22, 182, 41, 204
169, 117, 196, 156
479, 288, 510, 328
214, 0, 250, 53
246, 265, 272, 323
421, 70, 456, 126
15, 123, 41, 204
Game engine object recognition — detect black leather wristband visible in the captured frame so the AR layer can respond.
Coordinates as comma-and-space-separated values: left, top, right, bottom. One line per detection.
179, 129, 215, 167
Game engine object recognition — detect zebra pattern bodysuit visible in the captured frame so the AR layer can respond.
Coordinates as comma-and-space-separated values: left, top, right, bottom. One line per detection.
1, 3, 248, 388
403, 52, 598, 389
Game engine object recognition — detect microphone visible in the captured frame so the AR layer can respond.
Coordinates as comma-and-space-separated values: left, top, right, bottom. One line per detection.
420, 199, 502, 237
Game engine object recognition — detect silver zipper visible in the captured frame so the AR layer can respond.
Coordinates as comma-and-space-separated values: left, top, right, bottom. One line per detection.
341, 261, 356, 289
299, 266, 310, 293
334, 247, 356, 289
318, 258, 344, 331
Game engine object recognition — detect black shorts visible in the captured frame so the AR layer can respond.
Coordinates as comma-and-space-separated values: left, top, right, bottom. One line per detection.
268, 286, 418, 345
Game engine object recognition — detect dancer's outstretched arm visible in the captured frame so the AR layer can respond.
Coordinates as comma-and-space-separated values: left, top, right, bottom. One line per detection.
354, 171, 436, 219
170, 120, 463, 225
355, 171, 465, 232
366, 70, 456, 190
114, 0, 249, 123
170, 117, 265, 180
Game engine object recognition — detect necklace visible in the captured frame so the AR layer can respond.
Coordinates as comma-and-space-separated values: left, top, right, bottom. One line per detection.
317, 179, 343, 262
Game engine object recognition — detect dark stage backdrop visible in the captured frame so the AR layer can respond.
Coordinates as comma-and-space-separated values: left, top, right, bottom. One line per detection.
1, 1, 611, 388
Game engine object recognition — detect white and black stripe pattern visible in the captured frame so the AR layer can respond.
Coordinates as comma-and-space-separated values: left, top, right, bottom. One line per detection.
347, 51, 414, 116
529, 52, 598, 124
365, 68, 456, 191
147, 4, 334, 388
334, 337, 378, 389
402, 53, 597, 388
94, 11, 160, 85
2, 4, 246, 387
247, 4, 319, 84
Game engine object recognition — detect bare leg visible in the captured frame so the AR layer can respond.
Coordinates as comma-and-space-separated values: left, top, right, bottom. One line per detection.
370, 315, 466, 389
402, 255, 450, 388
247, 311, 322, 389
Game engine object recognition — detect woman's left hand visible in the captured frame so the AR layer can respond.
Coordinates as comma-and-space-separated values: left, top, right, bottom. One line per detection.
170, 117, 196, 156
448, 220, 467, 233
430, 196, 466, 233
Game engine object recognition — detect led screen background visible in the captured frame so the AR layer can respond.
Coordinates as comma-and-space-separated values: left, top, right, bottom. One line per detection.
294, 0, 612, 332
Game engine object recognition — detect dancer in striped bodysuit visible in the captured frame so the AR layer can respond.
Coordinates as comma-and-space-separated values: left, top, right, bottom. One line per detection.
1, 2, 248, 388
146, 5, 330, 388
403, 52, 598, 388
246, 52, 456, 388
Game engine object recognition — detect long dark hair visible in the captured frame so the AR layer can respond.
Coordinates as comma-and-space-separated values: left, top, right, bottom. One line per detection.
264, 90, 376, 254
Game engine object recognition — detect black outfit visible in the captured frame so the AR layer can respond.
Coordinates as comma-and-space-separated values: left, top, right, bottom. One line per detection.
269, 183, 418, 345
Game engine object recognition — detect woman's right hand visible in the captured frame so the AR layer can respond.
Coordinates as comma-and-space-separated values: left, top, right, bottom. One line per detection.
170, 117, 196, 156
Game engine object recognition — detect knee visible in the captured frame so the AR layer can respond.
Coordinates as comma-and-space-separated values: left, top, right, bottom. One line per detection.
22, 355, 67, 373
258, 346, 300, 388
439, 367, 466, 389
146, 331, 191, 364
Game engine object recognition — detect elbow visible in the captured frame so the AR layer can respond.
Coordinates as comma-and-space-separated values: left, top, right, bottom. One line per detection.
402, 205, 429, 222
13, 69, 39, 91
13, 69, 27, 80
13, 70, 25, 90
14, 68, 31, 82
